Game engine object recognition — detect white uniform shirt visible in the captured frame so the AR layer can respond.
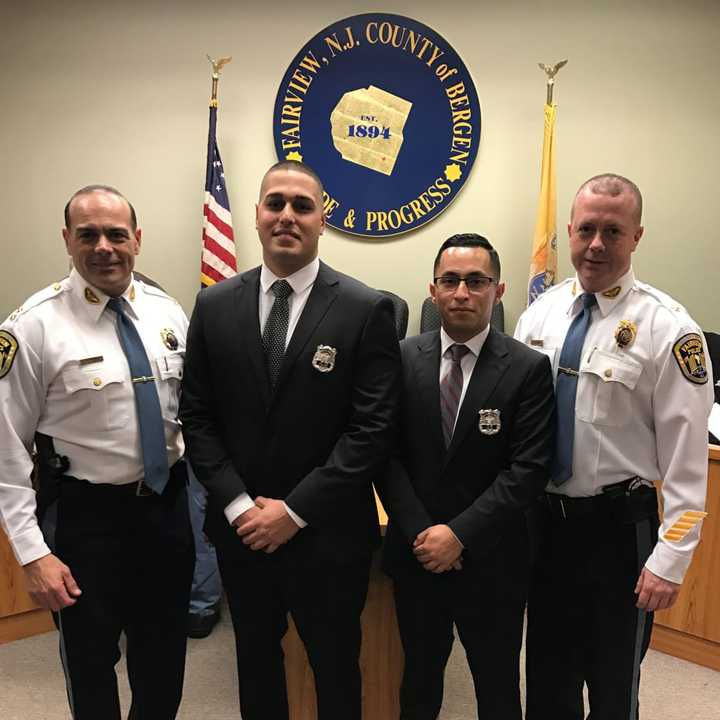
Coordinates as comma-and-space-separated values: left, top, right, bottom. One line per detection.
223, 258, 320, 527
0, 269, 187, 566
514, 268, 713, 583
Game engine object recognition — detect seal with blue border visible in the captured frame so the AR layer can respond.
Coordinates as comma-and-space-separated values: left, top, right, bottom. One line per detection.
273, 14, 481, 239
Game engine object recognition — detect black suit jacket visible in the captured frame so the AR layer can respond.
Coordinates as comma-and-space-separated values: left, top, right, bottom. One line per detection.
179, 261, 400, 567
377, 328, 555, 577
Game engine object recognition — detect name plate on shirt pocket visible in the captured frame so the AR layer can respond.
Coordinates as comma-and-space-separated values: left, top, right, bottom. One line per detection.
576, 348, 643, 427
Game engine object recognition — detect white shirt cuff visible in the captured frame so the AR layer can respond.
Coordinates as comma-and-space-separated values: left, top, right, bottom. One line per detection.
12, 526, 51, 567
645, 539, 693, 585
283, 502, 307, 528
224, 492, 255, 525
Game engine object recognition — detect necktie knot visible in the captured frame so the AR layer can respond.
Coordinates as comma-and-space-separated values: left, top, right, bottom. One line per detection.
581, 292, 597, 310
271, 279, 293, 301
447, 343, 470, 363
106, 297, 126, 315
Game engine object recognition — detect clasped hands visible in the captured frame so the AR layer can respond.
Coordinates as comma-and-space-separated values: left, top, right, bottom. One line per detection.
234, 496, 299, 553
413, 524, 464, 573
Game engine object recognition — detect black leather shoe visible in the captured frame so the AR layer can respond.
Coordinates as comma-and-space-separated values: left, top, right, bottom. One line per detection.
187, 609, 220, 639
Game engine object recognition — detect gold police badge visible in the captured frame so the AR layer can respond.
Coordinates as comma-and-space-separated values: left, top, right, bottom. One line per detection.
614, 320, 637, 349
0, 330, 19, 379
161, 328, 179, 351
673, 333, 708, 384
478, 409, 501, 436
312, 345, 337, 373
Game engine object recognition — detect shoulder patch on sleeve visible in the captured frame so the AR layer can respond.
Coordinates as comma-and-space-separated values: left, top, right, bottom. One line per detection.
0, 330, 19, 379
673, 333, 708, 384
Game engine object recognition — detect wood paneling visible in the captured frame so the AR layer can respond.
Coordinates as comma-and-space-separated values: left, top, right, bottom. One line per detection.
0, 527, 54, 644
283, 498, 403, 720
651, 445, 720, 669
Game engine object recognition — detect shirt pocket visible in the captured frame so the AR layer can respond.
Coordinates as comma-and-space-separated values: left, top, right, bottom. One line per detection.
61, 362, 130, 431
155, 352, 184, 422
576, 348, 643, 427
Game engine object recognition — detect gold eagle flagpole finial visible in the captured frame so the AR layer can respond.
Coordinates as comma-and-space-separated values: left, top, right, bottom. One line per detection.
538, 59, 568, 104
206, 54, 232, 107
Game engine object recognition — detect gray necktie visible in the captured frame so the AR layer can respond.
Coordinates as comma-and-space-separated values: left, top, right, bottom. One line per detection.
552, 292, 597, 486
440, 344, 469, 447
262, 279, 293, 388
107, 297, 169, 494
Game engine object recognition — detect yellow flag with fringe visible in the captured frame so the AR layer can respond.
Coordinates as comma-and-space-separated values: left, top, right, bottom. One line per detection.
527, 103, 558, 305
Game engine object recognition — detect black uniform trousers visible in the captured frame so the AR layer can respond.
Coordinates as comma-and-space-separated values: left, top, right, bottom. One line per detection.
525, 499, 659, 720
212, 523, 371, 720
392, 551, 529, 720
49, 462, 194, 720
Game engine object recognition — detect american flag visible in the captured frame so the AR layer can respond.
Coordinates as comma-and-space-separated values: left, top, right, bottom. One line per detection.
201, 106, 237, 287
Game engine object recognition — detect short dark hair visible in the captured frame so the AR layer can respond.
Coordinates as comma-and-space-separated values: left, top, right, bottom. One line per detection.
433, 233, 501, 281
573, 173, 643, 223
262, 160, 325, 199
64, 185, 137, 230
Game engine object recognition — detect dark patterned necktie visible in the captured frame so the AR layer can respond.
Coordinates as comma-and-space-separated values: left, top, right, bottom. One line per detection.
440, 343, 469, 447
262, 280, 293, 388
107, 297, 169, 494
552, 292, 597, 486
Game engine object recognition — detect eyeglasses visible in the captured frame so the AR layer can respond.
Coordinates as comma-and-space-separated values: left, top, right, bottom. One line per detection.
433, 275, 496, 292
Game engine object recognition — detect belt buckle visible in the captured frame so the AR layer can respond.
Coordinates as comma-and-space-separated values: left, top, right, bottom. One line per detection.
136, 480, 153, 497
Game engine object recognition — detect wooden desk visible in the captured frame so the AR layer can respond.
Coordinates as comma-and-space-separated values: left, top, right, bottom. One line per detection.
282, 496, 403, 720
651, 445, 720, 670
0, 528, 54, 645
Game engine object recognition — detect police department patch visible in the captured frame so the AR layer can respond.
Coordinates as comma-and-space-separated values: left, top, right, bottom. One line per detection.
0, 330, 18, 379
673, 333, 708, 384
272, 14, 481, 238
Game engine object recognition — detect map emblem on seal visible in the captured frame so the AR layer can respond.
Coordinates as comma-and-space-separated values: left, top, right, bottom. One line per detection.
272, 14, 482, 238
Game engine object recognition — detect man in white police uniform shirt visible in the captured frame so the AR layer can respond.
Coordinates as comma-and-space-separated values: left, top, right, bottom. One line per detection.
515, 173, 713, 720
0, 186, 194, 719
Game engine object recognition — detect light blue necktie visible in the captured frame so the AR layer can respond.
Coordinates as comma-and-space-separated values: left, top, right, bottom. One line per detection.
552, 292, 597, 486
107, 297, 169, 494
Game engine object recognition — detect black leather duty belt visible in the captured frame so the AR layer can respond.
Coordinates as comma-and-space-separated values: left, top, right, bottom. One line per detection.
62, 460, 186, 498
541, 477, 651, 521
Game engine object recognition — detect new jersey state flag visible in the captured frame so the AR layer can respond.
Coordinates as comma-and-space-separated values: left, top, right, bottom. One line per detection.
527, 103, 558, 305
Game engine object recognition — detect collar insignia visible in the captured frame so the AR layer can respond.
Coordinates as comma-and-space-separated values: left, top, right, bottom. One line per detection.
84, 287, 100, 304
602, 286, 622, 299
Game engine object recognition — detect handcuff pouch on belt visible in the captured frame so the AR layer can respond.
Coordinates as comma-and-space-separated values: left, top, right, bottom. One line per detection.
34, 432, 70, 525
601, 477, 658, 525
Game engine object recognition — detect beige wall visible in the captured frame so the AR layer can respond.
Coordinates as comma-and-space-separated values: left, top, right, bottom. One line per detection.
2, 0, 718, 334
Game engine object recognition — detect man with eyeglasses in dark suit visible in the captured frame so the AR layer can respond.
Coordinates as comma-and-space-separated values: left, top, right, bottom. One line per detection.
376, 233, 555, 720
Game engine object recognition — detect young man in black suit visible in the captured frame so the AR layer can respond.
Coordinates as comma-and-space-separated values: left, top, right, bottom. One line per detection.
180, 161, 400, 720
377, 234, 554, 720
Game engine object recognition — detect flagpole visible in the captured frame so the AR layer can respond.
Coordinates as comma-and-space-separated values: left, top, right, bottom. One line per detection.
201, 55, 237, 288
527, 60, 567, 306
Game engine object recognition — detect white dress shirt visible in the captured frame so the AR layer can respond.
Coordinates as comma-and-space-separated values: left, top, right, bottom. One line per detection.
223, 258, 320, 527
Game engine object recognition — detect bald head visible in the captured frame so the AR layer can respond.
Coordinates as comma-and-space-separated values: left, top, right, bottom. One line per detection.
571, 174, 643, 224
